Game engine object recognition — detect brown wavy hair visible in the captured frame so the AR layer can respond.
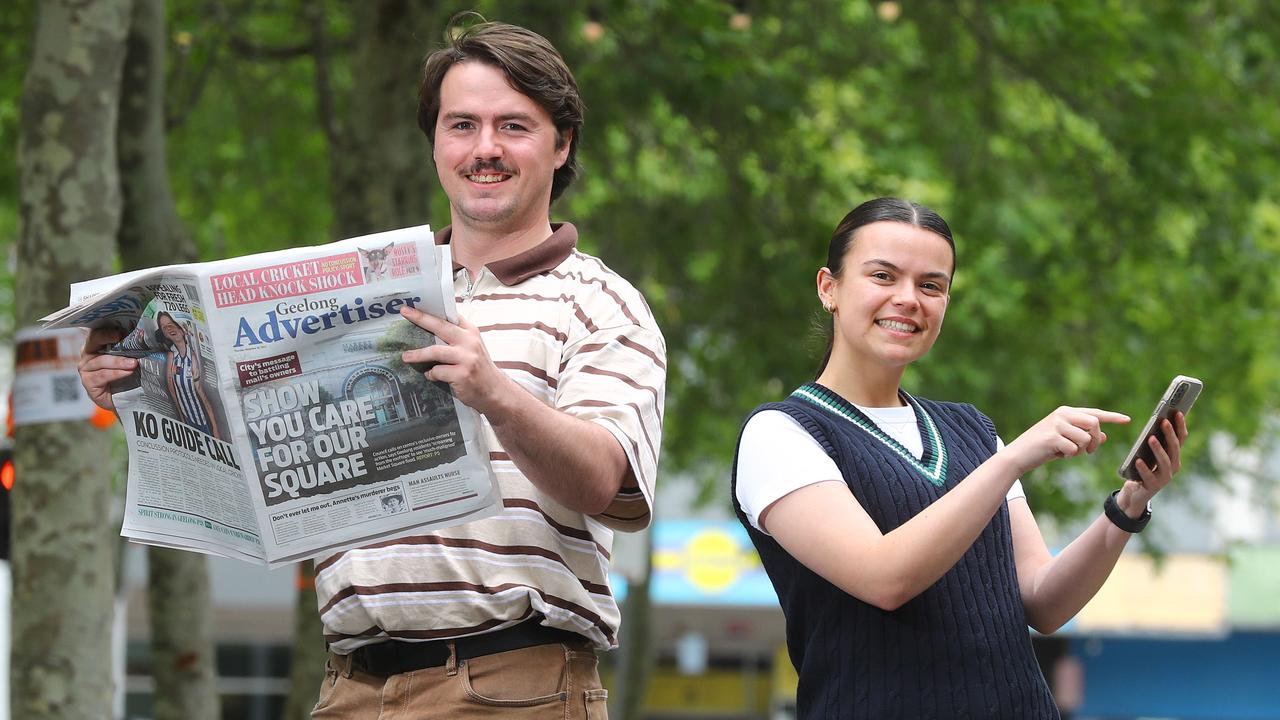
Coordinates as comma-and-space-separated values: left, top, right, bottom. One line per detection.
418, 18, 584, 203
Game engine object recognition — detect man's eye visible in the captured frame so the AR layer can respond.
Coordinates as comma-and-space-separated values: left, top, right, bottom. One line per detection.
452, 121, 474, 130
502, 123, 526, 131
922, 282, 943, 292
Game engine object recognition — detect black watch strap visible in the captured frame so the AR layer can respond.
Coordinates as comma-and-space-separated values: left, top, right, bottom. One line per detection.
1104, 490, 1151, 533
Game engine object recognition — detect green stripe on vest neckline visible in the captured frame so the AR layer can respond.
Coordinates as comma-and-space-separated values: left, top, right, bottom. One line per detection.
792, 383, 948, 487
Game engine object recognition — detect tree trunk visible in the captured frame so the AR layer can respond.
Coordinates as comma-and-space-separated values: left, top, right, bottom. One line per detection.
116, 1, 221, 717
281, 562, 322, 720
282, 4, 461, 716
12, 2, 132, 719
322, 0, 451, 239
145, 549, 219, 720
613, 530, 654, 720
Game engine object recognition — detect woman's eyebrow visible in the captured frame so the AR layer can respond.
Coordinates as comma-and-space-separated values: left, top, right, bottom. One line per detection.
863, 259, 951, 282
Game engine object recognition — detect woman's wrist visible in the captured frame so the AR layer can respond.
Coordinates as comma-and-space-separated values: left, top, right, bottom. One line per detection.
1115, 482, 1153, 519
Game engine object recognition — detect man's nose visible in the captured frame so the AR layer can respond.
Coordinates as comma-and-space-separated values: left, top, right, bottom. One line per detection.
473, 125, 502, 158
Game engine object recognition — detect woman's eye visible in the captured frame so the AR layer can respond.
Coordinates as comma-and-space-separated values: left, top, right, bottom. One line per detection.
871, 271, 892, 281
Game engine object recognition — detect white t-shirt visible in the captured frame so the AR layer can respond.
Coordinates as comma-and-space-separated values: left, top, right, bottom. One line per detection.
735, 405, 1026, 533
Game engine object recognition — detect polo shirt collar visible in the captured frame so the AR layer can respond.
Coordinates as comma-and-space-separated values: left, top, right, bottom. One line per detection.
436, 223, 578, 286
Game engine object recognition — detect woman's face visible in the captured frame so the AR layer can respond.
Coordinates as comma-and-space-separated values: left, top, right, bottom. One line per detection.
158, 315, 184, 343
818, 221, 953, 370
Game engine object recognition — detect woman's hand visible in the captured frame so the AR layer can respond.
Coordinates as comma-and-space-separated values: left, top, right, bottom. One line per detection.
1003, 406, 1131, 477
1116, 411, 1188, 513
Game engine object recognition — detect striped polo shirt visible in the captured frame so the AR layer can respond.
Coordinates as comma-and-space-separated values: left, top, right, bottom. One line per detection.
316, 223, 666, 652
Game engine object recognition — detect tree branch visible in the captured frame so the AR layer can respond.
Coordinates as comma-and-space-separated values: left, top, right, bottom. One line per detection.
226, 33, 352, 60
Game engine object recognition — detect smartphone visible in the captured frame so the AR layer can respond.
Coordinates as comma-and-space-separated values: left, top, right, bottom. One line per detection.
1117, 375, 1202, 482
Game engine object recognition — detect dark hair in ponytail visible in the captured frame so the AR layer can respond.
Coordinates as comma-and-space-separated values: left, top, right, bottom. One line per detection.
816, 197, 955, 376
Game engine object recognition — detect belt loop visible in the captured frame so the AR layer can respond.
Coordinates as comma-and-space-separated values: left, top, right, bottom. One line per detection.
338, 651, 355, 679
445, 641, 459, 676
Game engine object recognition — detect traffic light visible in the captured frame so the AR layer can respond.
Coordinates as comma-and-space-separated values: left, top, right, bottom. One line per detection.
0, 443, 10, 562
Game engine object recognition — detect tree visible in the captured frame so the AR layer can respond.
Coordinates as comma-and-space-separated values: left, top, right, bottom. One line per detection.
286, 3, 470, 715
551, 0, 1280, 515
116, 0, 220, 717
12, 2, 132, 718
8, 1, 1276, 715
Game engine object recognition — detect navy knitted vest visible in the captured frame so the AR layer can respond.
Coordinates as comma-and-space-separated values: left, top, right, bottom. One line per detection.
732, 385, 1058, 719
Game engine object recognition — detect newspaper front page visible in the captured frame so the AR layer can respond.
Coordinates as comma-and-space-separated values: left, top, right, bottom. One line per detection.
43, 225, 500, 566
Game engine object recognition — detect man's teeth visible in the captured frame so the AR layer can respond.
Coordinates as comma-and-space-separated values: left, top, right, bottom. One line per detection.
468, 174, 507, 183
877, 319, 917, 332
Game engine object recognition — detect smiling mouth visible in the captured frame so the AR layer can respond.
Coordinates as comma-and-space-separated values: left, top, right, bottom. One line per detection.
876, 319, 919, 333
466, 173, 510, 184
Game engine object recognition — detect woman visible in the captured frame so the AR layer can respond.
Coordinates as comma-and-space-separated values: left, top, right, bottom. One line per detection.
732, 198, 1187, 719
156, 311, 221, 440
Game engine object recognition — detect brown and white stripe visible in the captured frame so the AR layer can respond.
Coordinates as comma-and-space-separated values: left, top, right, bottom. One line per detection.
317, 223, 666, 652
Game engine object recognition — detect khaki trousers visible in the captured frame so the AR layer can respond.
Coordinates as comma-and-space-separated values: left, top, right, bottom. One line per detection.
311, 640, 609, 720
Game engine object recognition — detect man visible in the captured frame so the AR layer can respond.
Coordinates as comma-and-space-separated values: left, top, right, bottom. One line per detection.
80, 20, 665, 720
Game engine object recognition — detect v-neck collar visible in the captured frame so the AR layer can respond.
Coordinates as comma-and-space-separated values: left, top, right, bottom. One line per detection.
792, 382, 948, 487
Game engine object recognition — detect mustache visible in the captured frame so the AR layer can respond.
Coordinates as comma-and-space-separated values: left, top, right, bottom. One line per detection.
464, 160, 516, 175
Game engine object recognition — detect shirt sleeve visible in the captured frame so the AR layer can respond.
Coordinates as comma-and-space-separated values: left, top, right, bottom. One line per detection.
557, 322, 666, 532
734, 410, 844, 534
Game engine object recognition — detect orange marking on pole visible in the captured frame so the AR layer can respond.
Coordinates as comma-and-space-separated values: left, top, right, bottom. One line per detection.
90, 406, 117, 429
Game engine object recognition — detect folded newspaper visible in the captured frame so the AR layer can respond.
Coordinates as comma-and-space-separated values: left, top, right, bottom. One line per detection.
41, 225, 501, 567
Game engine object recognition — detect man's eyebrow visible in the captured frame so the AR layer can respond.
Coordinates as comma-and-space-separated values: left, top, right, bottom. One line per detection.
495, 112, 538, 123
440, 111, 540, 124
863, 259, 951, 282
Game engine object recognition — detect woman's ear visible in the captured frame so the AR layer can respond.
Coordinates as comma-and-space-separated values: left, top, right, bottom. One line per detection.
816, 267, 837, 313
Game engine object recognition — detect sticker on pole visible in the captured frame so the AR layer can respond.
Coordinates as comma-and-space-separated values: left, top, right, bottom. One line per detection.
13, 326, 96, 426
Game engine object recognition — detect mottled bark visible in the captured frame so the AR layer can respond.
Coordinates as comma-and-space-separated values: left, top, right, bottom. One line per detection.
145, 549, 219, 720
12, 2, 132, 719
116, 1, 219, 717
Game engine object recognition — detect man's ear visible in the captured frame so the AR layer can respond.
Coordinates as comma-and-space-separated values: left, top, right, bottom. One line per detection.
554, 129, 573, 169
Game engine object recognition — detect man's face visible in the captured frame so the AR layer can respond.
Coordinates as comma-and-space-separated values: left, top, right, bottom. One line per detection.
433, 61, 570, 234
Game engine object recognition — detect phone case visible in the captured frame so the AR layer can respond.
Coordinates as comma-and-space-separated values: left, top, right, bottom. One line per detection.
1117, 375, 1201, 481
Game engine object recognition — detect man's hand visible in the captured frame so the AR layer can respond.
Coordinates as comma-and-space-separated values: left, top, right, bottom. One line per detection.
396, 305, 630, 514
78, 327, 137, 411
397, 306, 516, 419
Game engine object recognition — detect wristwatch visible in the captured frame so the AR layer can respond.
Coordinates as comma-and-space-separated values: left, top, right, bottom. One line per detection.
1104, 490, 1151, 533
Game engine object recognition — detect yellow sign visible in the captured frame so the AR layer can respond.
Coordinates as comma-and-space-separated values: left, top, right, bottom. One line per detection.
653, 528, 762, 594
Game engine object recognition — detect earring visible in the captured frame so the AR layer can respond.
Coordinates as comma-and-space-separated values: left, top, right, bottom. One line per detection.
822, 302, 834, 313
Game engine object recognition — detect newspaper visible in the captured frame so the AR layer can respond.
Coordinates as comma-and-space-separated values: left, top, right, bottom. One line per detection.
41, 225, 500, 567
